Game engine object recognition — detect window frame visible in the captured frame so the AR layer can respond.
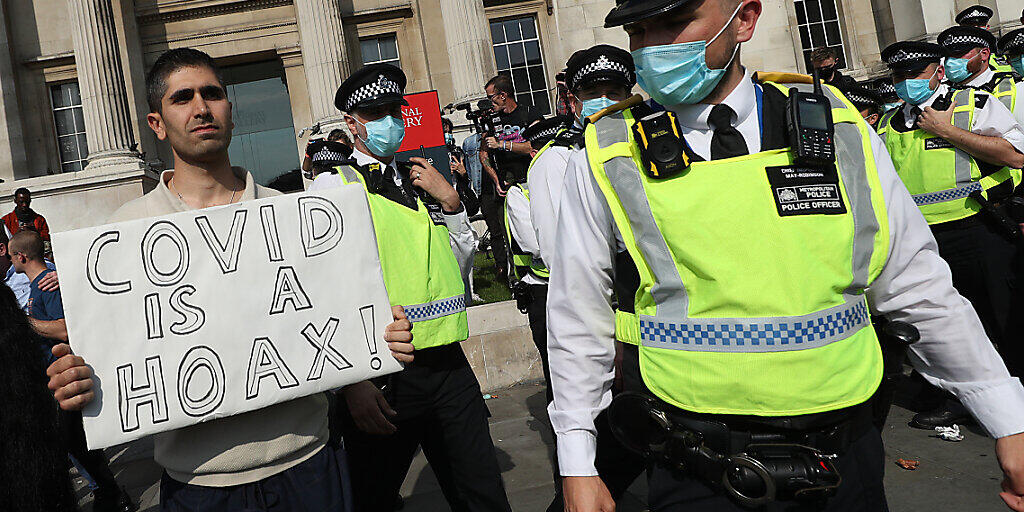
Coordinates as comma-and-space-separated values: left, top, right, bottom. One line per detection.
488, 15, 551, 115
48, 81, 89, 173
359, 34, 402, 68
793, 0, 848, 73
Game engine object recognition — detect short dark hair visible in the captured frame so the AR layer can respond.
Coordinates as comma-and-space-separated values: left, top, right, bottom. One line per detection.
8, 231, 43, 261
486, 74, 515, 96
14, 188, 29, 197
441, 117, 453, 131
810, 47, 837, 64
327, 129, 348, 143
146, 48, 224, 114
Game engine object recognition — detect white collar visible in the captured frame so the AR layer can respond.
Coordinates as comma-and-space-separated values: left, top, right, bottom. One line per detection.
967, 68, 996, 88
903, 83, 949, 113
669, 67, 755, 131
351, 146, 402, 185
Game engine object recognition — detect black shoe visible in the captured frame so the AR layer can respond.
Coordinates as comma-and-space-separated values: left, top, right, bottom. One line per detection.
393, 495, 405, 511
92, 487, 138, 512
909, 402, 971, 430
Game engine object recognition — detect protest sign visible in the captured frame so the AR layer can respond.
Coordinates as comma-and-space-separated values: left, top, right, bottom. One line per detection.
395, 90, 451, 180
52, 185, 402, 449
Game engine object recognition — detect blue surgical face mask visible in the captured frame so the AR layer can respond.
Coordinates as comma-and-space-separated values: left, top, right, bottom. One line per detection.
883, 102, 901, 112
356, 114, 405, 157
894, 68, 940, 105
580, 96, 618, 120
943, 57, 970, 83
1011, 55, 1024, 77
630, 2, 742, 106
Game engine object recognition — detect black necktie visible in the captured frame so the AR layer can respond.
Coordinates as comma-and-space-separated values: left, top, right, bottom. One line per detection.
909, 106, 922, 129
381, 167, 417, 209
709, 104, 749, 160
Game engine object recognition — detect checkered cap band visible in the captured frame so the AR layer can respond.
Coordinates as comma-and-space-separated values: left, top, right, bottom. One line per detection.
572, 55, 634, 88
640, 300, 870, 353
912, 182, 982, 206
345, 74, 403, 111
403, 295, 466, 323
886, 48, 939, 64
960, 8, 989, 21
941, 33, 991, 49
845, 92, 874, 105
312, 149, 349, 163
529, 125, 562, 142
876, 82, 896, 95
1001, 31, 1024, 53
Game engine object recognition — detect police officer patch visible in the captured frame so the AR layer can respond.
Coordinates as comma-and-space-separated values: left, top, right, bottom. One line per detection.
924, 138, 954, 150
766, 165, 847, 216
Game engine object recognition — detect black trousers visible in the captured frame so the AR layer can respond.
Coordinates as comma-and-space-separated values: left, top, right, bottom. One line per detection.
62, 409, 120, 497
932, 216, 1024, 374
647, 426, 888, 512
528, 285, 646, 511
479, 193, 509, 279
339, 344, 511, 512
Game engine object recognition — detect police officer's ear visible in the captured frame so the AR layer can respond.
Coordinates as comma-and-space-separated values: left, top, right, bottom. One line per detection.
866, 113, 880, 127
733, 0, 764, 45
343, 113, 363, 140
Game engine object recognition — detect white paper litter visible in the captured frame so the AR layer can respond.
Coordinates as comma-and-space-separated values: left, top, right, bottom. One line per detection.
934, 424, 964, 442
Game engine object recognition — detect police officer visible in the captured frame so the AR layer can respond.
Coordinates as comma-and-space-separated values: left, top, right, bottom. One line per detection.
938, 26, 1020, 119
837, 82, 883, 128
955, 4, 1015, 73
309, 64, 512, 512
877, 41, 1024, 427
302, 128, 353, 179
546, 1, 1024, 511
997, 29, 1024, 126
871, 78, 902, 114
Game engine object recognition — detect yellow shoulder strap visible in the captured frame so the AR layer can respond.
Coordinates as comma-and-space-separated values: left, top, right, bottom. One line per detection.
586, 94, 645, 124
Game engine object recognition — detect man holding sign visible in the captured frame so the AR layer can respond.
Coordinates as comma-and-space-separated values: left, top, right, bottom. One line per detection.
46, 49, 415, 511
308, 64, 511, 512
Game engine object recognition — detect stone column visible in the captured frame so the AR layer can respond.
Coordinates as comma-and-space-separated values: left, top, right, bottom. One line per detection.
67, 0, 144, 172
439, 0, 495, 106
294, 0, 349, 126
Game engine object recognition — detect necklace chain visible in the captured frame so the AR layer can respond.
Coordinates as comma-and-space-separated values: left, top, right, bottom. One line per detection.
170, 176, 239, 208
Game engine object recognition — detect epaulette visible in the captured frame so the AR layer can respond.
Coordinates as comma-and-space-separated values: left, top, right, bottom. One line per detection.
994, 71, 1019, 83
355, 162, 386, 193
753, 71, 812, 85
585, 94, 645, 124
551, 125, 584, 148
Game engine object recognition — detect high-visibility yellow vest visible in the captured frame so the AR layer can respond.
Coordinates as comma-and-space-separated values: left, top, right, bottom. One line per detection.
586, 82, 888, 416
334, 164, 469, 349
503, 138, 557, 281
992, 54, 1014, 74
877, 88, 1021, 225
989, 73, 1018, 113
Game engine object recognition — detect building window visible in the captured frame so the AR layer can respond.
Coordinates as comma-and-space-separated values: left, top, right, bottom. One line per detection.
361, 35, 401, 68
50, 82, 88, 172
794, 0, 847, 72
490, 16, 550, 115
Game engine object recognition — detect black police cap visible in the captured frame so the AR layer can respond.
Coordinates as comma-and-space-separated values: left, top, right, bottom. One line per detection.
938, 25, 996, 55
564, 45, 636, 93
999, 28, 1024, 57
523, 115, 572, 149
955, 5, 993, 26
881, 41, 944, 73
334, 64, 409, 113
605, 0, 693, 28
838, 83, 881, 111
871, 78, 897, 101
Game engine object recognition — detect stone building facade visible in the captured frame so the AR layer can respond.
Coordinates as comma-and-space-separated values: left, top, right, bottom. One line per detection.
0, 0, 1019, 232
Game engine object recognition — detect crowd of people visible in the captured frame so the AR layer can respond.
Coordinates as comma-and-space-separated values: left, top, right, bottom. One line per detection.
8, 0, 1024, 511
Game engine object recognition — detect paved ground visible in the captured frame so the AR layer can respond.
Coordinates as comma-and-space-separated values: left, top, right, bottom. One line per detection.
77, 380, 1010, 512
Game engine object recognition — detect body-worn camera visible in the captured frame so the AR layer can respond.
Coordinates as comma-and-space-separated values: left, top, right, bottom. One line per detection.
633, 110, 692, 179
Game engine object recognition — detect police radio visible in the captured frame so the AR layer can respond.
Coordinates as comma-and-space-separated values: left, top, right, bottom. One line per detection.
633, 110, 692, 179
786, 66, 836, 166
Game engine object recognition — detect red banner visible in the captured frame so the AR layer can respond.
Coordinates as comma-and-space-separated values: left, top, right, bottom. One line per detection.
397, 91, 444, 153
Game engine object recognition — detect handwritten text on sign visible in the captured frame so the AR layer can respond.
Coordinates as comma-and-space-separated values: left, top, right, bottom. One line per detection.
52, 185, 401, 450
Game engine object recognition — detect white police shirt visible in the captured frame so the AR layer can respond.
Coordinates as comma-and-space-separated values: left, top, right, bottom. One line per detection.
897, 83, 1024, 153
966, 67, 1024, 128
308, 147, 477, 283
546, 69, 1024, 477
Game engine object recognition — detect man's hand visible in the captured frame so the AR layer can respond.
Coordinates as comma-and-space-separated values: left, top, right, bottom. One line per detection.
386, 306, 414, 364
47, 343, 95, 411
563, 476, 615, 512
998, 433, 1024, 510
450, 155, 467, 177
484, 136, 501, 150
917, 100, 956, 138
342, 380, 398, 435
407, 157, 461, 212
38, 270, 59, 292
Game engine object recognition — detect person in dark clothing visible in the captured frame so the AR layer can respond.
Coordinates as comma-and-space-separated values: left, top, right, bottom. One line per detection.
9, 230, 137, 512
302, 128, 353, 179
0, 284, 75, 512
478, 75, 543, 284
444, 117, 480, 216
810, 47, 856, 88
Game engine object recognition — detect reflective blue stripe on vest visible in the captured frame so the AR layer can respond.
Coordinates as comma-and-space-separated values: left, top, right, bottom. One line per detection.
640, 298, 870, 352
911, 182, 983, 206
404, 295, 467, 323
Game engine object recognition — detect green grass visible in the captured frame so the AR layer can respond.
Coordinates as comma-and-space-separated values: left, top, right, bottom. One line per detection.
472, 251, 512, 304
